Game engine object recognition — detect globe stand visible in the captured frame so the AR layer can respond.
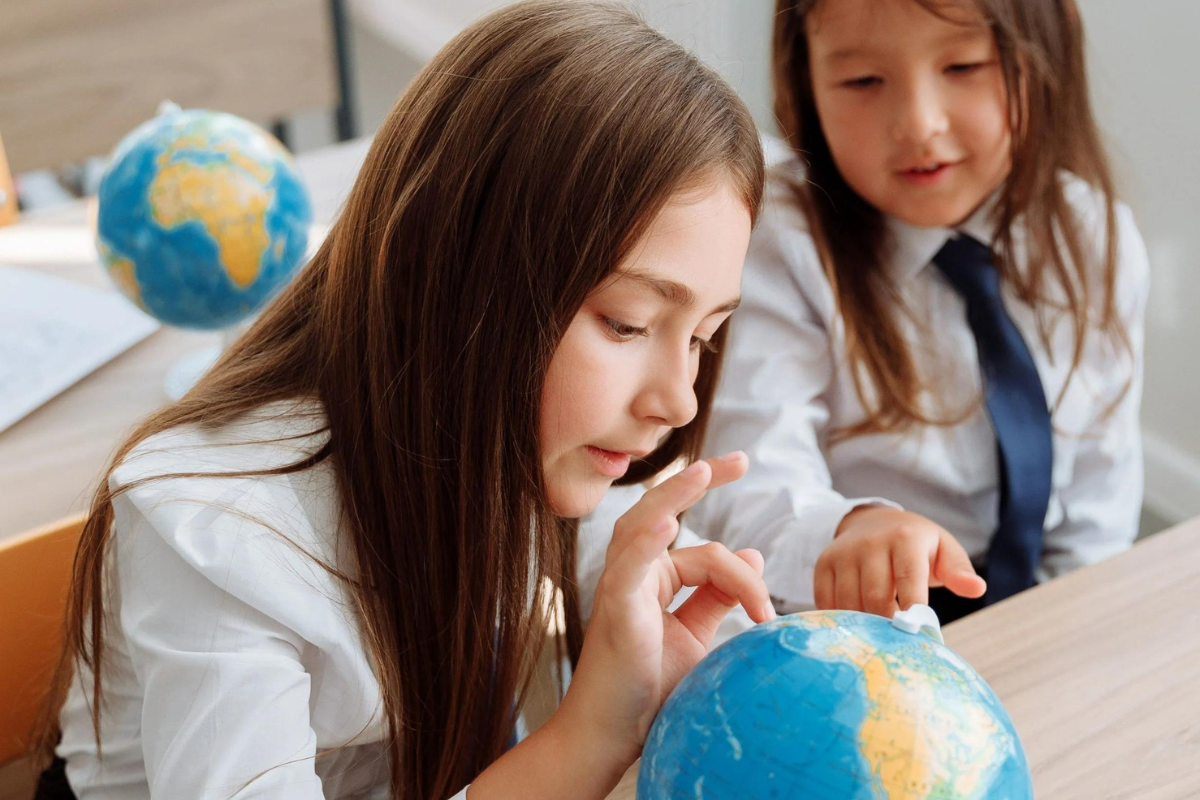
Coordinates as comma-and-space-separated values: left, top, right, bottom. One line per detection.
163, 345, 222, 400
163, 325, 243, 401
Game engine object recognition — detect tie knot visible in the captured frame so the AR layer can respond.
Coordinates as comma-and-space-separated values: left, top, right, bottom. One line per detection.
932, 234, 1000, 307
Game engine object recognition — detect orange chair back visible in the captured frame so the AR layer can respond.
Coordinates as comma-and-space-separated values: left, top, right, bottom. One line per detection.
0, 515, 86, 766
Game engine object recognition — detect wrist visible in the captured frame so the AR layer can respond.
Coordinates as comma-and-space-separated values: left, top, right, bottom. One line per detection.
549, 689, 642, 783
836, 504, 884, 538
468, 704, 637, 800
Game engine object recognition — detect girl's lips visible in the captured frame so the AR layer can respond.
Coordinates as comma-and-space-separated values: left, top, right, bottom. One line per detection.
897, 162, 956, 185
586, 445, 632, 478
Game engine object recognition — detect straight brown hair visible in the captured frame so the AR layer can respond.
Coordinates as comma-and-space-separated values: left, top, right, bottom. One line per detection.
39, 3, 764, 797
774, 0, 1127, 439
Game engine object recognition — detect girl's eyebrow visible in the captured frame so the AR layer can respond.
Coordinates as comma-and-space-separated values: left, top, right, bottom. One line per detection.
825, 47, 872, 63
823, 28, 987, 63
619, 269, 741, 314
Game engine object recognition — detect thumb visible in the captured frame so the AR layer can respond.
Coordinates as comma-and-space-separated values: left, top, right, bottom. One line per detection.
932, 530, 987, 599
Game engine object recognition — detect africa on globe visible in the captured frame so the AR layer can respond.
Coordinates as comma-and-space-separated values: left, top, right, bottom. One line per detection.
639, 607, 1033, 799
95, 104, 312, 331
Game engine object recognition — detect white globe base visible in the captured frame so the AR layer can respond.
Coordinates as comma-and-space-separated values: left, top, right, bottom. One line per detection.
164, 344, 222, 400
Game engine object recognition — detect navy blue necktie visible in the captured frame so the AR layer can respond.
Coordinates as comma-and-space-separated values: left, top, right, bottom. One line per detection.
932, 235, 1053, 604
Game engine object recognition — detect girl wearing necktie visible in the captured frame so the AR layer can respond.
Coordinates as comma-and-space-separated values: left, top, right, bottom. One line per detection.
690, 0, 1149, 624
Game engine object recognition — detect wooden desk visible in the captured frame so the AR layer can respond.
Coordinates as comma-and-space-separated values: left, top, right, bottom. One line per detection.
943, 518, 1200, 799
608, 518, 1200, 800
0, 137, 371, 541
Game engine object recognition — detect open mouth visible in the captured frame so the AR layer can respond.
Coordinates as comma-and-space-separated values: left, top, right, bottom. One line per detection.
899, 161, 957, 183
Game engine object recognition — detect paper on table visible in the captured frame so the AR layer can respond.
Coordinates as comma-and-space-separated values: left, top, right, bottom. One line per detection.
0, 265, 159, 434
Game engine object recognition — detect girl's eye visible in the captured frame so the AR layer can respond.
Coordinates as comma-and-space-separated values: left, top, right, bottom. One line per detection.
602, 316, 648, 340
842, 75, 882, 89
946, 62, 987, 75
601, 316, 716, 353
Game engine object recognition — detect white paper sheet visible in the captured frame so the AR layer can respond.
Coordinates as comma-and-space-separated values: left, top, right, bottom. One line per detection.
0, 265, 159, 434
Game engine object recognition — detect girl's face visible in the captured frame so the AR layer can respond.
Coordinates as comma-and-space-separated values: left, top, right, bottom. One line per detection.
540, 180, 751, 518
806, 0, 1011, 228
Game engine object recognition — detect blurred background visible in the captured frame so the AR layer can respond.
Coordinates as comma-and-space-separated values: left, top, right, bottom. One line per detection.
1, 0, 1195, 534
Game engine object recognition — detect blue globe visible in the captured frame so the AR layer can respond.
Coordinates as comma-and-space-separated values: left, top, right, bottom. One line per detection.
95, 106, 312, 330
639, 610, 1033, 799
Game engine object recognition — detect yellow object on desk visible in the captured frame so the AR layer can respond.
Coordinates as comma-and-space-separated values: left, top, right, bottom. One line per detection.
0, 133, 17, 227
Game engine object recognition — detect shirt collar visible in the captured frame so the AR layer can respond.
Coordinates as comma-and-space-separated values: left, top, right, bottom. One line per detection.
883, 189, 1003, 282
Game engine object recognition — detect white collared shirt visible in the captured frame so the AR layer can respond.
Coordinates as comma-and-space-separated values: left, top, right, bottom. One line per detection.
688, 137, 1150, 611
57, 401, 571, 800
56, 402, 748, 800
57, 401, 406, 800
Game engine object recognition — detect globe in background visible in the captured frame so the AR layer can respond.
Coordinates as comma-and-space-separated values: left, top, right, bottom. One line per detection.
95, 105, 312, 331
638, 609, 1033, 800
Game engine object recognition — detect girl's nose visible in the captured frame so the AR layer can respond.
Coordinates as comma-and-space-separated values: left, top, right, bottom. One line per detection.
891, 76, 950, 146
633, 346, 698, 429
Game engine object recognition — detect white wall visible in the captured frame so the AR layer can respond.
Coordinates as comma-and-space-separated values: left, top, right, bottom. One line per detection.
1080, 1, 1200, 522
337, 0, 778, 136
638, 0, 777, 130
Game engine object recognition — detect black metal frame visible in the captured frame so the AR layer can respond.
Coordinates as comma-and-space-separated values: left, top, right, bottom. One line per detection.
329, 0, 357, 142
272, 0, 357, 149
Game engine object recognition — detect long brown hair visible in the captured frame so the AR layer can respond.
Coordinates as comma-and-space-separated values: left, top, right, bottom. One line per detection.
774, 0, 1126, 439
41, 3, 764, 797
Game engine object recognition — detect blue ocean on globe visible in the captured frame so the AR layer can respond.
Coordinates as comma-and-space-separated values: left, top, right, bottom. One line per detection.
96, 107, 312, 330
639, 610, 1033, 800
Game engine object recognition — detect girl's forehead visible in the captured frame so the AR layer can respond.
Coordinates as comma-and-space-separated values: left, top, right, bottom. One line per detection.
807, 0, 987, 39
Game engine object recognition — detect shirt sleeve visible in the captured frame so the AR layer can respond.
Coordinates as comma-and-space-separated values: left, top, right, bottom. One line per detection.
689, 180, 898, 612
113, 476, 329, 799
1038, 201, 1150, 580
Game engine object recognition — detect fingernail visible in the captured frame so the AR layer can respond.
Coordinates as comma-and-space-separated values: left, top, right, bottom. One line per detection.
679, 461, 706, 479
763, 602, 777, 621
719, 451, 745, 463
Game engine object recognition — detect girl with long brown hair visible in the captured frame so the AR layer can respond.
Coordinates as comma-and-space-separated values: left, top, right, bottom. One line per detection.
37, 2, 772, 798
691, 0, 1149, 623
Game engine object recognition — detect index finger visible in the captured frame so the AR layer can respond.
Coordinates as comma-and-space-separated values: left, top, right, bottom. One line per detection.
699, 451, 748, 492
892, 535, 931, 610
609, 452, 746, 559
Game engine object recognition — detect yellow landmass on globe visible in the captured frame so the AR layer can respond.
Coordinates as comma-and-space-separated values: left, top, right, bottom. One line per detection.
162, 134, 277, 183
106, 256, 145, 310
96, 240, 146, 310
799, 613, 1005, 800
150, 139, 276, 288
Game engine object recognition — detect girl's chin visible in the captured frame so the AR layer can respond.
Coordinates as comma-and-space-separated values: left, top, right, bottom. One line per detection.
546, 477, 613, 519
884, 198, 982, 229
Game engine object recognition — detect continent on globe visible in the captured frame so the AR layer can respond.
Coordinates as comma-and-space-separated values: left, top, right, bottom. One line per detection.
148, 139, 275, 289
638, 607, 1033, 800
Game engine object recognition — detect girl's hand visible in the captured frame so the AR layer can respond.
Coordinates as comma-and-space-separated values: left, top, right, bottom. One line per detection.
815, 506, 987, 617
556, 452, 775, 764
